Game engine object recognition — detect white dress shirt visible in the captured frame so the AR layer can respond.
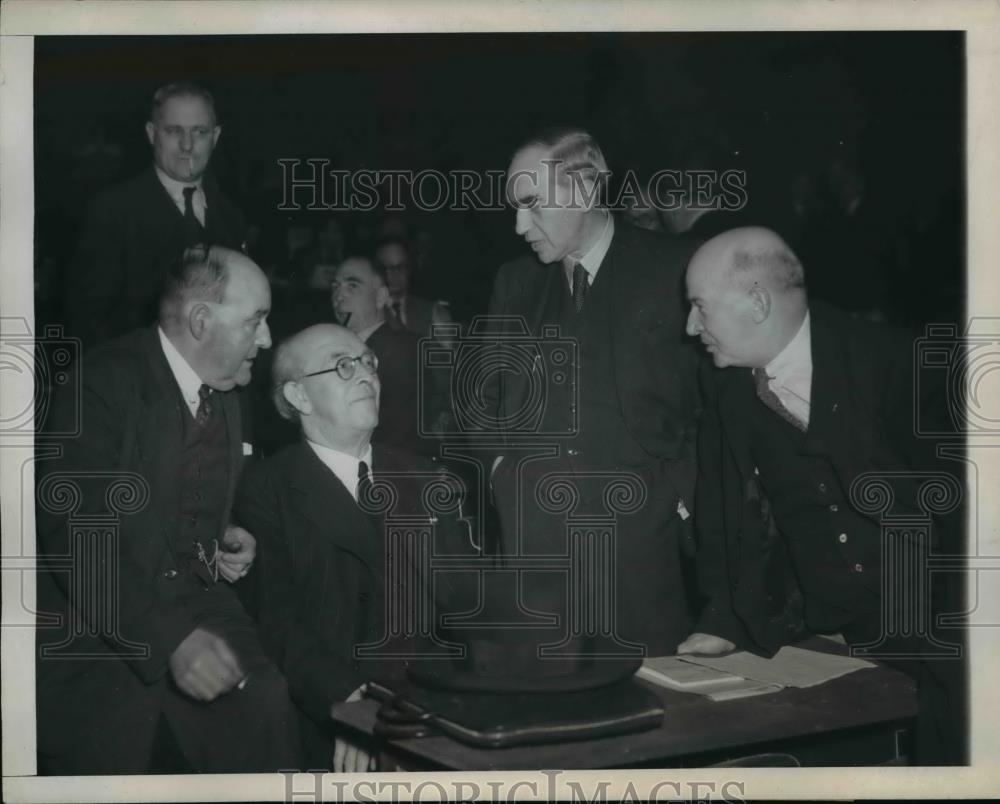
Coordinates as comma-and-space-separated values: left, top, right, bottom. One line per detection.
158, 327, 205, 418
307, 441, 374, 502
155, 166, 207, 226
762, 311, 813, 429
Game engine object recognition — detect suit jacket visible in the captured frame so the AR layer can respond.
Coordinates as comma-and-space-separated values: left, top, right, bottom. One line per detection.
487, 220, 701, 509
67, 166, 246, 349
35, 327, 252, 762
366, 322, 427, 455
694, 303, 959, 654
235, 441, 474, 727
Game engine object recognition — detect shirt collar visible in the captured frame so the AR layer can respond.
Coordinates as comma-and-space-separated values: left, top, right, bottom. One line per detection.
158, 326, 204, 411
154, 165, 203, 205
765, 310, 812, 388
565, 213, 614, 281
307, 440, 373, 501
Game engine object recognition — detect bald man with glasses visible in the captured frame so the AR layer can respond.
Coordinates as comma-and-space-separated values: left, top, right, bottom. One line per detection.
234, 323, 474, 770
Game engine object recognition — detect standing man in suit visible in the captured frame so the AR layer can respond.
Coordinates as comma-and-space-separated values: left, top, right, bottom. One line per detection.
484, 127, 701, 656
36, 245, 300, 774
236, 323, 473, 770
66, 81, 246, 349
680, 226, 966, 764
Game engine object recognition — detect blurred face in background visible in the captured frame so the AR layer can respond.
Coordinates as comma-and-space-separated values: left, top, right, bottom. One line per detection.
331, 257, 389, 333
374, 242, 412, 297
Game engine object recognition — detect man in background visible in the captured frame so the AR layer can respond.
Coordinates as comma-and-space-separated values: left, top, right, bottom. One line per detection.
66, 81, 246, 349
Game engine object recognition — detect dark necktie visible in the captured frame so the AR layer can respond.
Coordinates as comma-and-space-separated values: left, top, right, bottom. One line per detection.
571, 262, 589, 313
195, 383, 213, 427
391, 301, 403, 326
357, 460, 373, 506
753, 368, 805, 432
182, 186, 204, 245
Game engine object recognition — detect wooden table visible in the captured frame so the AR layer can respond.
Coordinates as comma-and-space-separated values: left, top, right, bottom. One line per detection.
330, 640, 918, 770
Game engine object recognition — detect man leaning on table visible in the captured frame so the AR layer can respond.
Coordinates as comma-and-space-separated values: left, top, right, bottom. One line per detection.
679, 226, 966, 765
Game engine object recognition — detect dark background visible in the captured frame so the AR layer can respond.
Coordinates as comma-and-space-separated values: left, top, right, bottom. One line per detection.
34, 32, 965, 329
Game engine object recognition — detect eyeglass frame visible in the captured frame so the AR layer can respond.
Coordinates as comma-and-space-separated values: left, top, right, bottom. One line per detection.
299, 351, 379, 382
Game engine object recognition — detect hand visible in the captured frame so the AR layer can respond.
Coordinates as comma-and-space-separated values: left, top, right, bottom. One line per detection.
332, 736, 375, 773
217, 524, 256, 583
169, 627, 245, 702
676, 632, 736, 656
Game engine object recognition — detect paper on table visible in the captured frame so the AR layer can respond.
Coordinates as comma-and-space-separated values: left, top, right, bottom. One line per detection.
677, 645, 876, 688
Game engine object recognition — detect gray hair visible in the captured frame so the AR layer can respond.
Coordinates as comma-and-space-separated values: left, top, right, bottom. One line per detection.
159, 244, 229, 323
731, 246, 806, 292
517, 127, 610, 204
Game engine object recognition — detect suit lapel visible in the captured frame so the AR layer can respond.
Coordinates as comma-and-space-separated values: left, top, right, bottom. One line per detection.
800, 310, 847, 457
717, 367, 759, 478
132, 329, 187, 511
285, 442, 382, 571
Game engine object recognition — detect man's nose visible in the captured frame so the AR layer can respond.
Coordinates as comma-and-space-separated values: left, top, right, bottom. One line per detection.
685, 308, 700, 337
256, 320, 272, 349
514, 207, 532, 236
179, 130, 194, 152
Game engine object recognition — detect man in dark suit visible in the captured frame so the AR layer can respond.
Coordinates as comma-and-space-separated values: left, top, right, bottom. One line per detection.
235, 324, 473, 770
66, 81, 246, 349
680, 226, 966, 764
483, 128, 701, 657
332, 255, 445, 454
36, 245, 300, 774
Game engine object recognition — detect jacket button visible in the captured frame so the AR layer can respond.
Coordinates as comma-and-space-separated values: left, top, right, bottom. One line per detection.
829, 504, 839, 513
818, 482, 827, 493
854, 562, 864, 572
163, 569, 178, 579
839, 533, 848, 543
359, 592, 370, 602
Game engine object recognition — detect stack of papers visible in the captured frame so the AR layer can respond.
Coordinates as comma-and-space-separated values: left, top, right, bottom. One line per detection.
638, 646, 876, 702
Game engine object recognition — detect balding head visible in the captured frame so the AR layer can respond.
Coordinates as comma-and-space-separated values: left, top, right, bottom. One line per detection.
273, 323, 380, 456
685, 227, 808, 368
160, 245, 272, 390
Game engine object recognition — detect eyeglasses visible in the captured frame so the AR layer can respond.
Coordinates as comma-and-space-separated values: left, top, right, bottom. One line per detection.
301, 352, 379, 382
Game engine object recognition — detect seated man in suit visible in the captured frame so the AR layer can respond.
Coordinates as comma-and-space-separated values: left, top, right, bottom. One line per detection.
680, 226, 966, 764
36, 245, 300, 774
235, 323, 474, 771
332, 254, 446, 453
67, 81, 246, 349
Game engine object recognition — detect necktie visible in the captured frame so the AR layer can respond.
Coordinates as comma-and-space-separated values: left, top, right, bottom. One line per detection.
753, 368, 806, 432
195, 384, 213, 427
182, 186, 204, 245
571, 262, 589, 313
391, 301, 404, 326
357, 460, 373, 506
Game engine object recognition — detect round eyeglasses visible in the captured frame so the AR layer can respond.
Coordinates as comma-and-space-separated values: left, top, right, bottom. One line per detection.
301, 352, 379, 382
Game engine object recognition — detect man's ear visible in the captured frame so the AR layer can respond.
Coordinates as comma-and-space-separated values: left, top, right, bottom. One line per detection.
145, 121, 156, 147
211, 125, 222, 149
748, 284, 771, 324
188, 303, 212, 341
375, 285, 391, 310
282, 381, 312, 417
